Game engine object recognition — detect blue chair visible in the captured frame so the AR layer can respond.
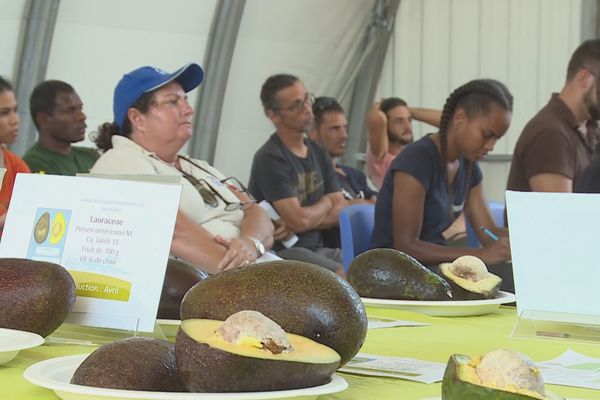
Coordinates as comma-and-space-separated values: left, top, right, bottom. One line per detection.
339, 204, 375, 272
465, 201, 505, 248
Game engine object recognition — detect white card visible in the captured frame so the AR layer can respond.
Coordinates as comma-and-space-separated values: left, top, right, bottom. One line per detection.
506, 191, 600, 320
0, 174, 181, 332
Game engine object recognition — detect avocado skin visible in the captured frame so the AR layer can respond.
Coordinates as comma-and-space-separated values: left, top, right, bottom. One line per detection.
347, 249, 452, 301
445, 278, 499, 301
439, 263, 501, 300
71, 337, 185, 392
442, 354, 554, 400
180, 260, 367, 366
176, 328, 338, 392
0, 258, 76, 336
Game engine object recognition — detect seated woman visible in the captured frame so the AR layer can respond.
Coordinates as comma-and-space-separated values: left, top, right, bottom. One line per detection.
0, 76, 30, 226
371, 79, 513, 291
91, 63, 276, 274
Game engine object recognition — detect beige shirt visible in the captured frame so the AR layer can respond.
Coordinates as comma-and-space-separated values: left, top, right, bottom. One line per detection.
90, 136, 244, 240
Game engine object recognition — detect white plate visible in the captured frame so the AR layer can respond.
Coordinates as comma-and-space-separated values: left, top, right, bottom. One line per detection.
24, 354, 348, 400
361, 291, 516, 317
0, 327, 44, 364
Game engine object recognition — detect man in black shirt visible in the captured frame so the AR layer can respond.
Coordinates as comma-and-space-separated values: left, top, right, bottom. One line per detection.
248, 74, 346, 274
308, 96, 377, 248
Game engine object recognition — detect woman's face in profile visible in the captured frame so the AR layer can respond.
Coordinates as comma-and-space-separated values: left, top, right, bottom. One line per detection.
0, 90, 19, 145
141, 81, 194, 150
456, 103, 511, 162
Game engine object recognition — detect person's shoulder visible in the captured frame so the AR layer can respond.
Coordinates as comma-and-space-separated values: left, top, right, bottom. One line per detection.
72, 146, 100, 159
3, 148, 31, 172
339, 164, 365, 179
399, 136, 437, 160
253, 133, 286, 160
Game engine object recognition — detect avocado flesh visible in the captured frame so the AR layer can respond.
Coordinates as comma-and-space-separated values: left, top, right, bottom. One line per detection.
71, 337, 185, 392
442, 353, 562, 400
180, 260, 367, 366
0, 258, 76, 336
440, 262, 502, 300
176, 319, 340, 392
49, 212, 66, 244
347, 248, 453, 301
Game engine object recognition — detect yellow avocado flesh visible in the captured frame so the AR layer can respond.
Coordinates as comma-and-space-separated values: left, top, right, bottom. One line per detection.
456, 355, 545, 399
440, 263, 501, 295
49, 212, 66, 244
180, 319, 340, 364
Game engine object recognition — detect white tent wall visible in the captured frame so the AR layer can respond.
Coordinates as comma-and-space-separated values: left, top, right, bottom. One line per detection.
0, 0, 593, 198
35, 0, 215, 151
377, 0, 584, 202
0, 1, 28, 86
212, 0, 375, 182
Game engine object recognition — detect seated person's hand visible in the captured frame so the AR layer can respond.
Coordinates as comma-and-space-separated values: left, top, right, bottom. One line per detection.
215, 235, 257, 271
479, 236, 511, 265
273, 219, 295, 241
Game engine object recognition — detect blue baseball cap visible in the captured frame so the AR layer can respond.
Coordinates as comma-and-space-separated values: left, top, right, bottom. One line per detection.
113, 62, 204, 129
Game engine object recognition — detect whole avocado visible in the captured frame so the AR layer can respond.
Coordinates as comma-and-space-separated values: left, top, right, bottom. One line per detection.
72, 337, 185, 391
180, 260, 367, 366
347, 248, 453, 300
0, 258, 76, 336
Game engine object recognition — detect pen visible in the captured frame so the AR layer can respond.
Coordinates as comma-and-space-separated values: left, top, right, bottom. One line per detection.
480, 226, 499, 241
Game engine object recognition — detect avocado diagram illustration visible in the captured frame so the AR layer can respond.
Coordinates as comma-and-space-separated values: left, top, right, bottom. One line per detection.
33, 212, 50, 244
49, 212, 66, 244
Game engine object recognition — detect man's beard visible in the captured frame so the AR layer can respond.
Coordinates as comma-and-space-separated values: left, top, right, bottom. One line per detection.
388, 131, 413, 146
585, 85, 600, 121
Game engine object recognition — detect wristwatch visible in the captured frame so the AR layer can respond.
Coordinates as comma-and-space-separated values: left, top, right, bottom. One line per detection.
244, 236, 265, 258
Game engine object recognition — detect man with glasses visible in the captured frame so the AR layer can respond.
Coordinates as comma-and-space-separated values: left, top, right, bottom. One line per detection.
249, 74, 346, 275
308, 96, 376, 248
507, 39, 600, 194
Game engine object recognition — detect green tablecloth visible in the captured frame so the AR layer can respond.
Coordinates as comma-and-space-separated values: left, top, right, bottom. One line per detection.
2, 306, 599, 399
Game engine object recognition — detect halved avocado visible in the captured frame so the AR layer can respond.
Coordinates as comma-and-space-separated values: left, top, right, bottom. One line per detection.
347, 248, 452, 300
176, 312, 340, 392
49, 212, 66, 244
442, 349, 563, 400
33, 212, 50, 244
439, 255, 501, 300
71, 337, 185, 392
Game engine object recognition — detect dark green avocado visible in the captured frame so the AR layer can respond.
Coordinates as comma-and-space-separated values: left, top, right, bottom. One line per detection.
347, 248, 452, 300
180, 259, 367, 366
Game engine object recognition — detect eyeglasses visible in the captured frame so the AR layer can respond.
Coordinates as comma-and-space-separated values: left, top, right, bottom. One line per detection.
181, 173, 256, 211
275, 93, 315, 113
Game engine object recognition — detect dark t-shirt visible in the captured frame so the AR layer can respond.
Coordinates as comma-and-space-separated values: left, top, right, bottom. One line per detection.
23, 142, 99, 176
323, 164, 377, 248
248, 133, 340, 250
371, 135, 482, 248
506, 94, 599, 192
576, 155, 600, 193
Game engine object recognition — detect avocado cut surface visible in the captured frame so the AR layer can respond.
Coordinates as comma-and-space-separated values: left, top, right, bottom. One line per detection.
347, 248, 453, 300
442, 350, 563, 400
180, 260, 367, 366
0, 258, 75, 336
440, 255, 502, 300
176, 316, 340, 392
181, 318, 340, 363
71, 337, 185, 392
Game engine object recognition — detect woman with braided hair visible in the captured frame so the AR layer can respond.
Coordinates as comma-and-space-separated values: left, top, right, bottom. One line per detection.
371, 79, 513, 290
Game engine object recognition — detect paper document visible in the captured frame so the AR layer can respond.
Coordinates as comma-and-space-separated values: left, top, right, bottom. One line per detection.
368, 316, 430, 329
538, 349, 600, 390
506, 191, 600, 319
258, 200, 298, 248
340, 353, 445, 383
